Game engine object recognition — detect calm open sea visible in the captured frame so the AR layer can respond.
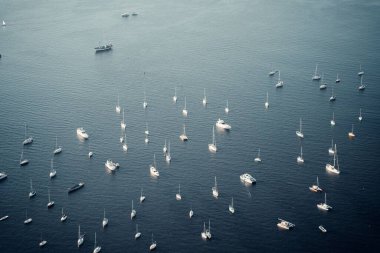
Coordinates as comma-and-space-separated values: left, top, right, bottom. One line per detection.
1, 0, 380, 252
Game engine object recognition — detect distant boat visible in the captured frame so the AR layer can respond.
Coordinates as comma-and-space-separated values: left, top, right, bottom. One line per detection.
229, 197, 235, 214
140, 188, 146, 203
116, 94, 121, 113
268, 64, 277, 76
189, 207, 194, 219
240, 173, 256, 185
348, 124, 355, 138
212, 176, 219, 198
121, 108, 126, 130
330, 112, 336, 126
20, 147, 29, 166
2, 20, 6, 26
67, 182, 85, 194
135, 224, 141, 239
201, 220, 212, 240
328, 139, 335, 156
163, 139, 167, 154
0, 172, 7, 181
206, 220, 212, 239
131, 200, 136, 219
297, 146, 304, 164
77, 127, 89, 139
24, 208, 32, 224
319, 73, 327, 89
202, 88, 207, 106
358, 75, 365, 90
39, 233, 47, 247
312, 64, 321, 80
49, 158, 57, 179
143, 91, 148, 109
335, 73, 341, 83
277, 218, 295, 230
225, 100, 229, 114
93, 232, 101, 253
275, 71, 284, 88
329, 87, 336, 101
326, 144, 340, 174
317, 193, 332, 211
149, 233, 157, 251
215, 118, 231, 130
145, 134, 149, 144
121, 13, 129, 18
201, 222, 208, 240
132, 12, 138, 16
53, 136, 62, 155
60, 207, 67, 222
173, 87, 177, 103
358, 64, 364, 76
165, 141, 171, 163
254, 148, 262, 163
265, 92, 269, 109
296, 118, 304, 138
47, 188, 54, 208
150, 154, 159, 177
182, 96, 188, 116
22, 124, 33, 145
29, 179, 36, 198
358, 108, 363, 122
319, 225, 327, 233
77, 225, 84, 247
179, 124, 188, 141
208, 126, 217, 153
309, 176, 323, 192
0, 215, 9, 221
95, 41, 112, 52
105, 159, 119, 171
102, 209, 108, 228
176, 184, 182, 200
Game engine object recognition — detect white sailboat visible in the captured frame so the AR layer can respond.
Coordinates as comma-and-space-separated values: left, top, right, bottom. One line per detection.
93, 232, 101, 253
131, 200, 136, 219
165, 141, 171, 163
358, 64, 364, 76
179, 124, 188, 141
329, 87, 336, 101
268, 64, 276, 76
20, 147, 29, 166
22, 124, 33, 145
358, 75, 365, 90
145, 122, 149, 135
317, 193, 332, 211
348, 124, 355, 138
49, 158, 56, 179
326, 144, 340, 174
173, 87, 177, 103
176, 184, 182, 200
225, 100, 229, 114
328, 139, 335, 156
254, 148, 262, 163
122, 133, 128, 151
202, 88, 207, 106
265, 92, 269, 109
47, 189, 54, 208
53, 136, 62, 154
115, 94, 121, 113
145, 133, 149, 144
212, 176, 219, 198
88, 143, 93, 158
24, 209, 32, 224
335, 73, 341, 83
102, 209, 108, 228
330, 112, 336, 126
77, 225, 84, 247
229, 197, 235, 214
140, 188, 146, 203
296, 118, 304, 138
208, 126, 217, 153
189, 207, 194, 219
312, 64, 321, 80
182, 96, 188, 116
39, 233, 47, 247
309, 176, 323, 192
150, 154, 159, 177
143, 91, 148, 109
275, 71, 284, 88
163, 139, 167, 154
297, 146, 304, 164
206, 220, 212, 239
277, 218, 295, 230
201, 222, 208, 240
135, 224, 141, 239
29, 179, 36, 198
121, 108, 126, 130
60, 207, 67, 222
319, 73, 327, 89
149, 234, 157, 251
358, 108, 363, 122
2, 20, 6, 26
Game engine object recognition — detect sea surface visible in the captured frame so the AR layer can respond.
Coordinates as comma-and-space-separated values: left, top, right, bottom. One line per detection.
1, 0, 380, 252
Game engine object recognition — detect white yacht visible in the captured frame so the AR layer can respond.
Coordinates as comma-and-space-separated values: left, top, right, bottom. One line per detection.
173, 87, 177, 103
39, 234, 47, 247
208, 126, 217, 153
135, 224, 141, 239
328, 140, 336, 156
309, 176, 323, 192
348, 124, 355, 138
29, 179, 36, 198
275, 71, 284, 88
319, 225, 327, 233
201, 222, 208, 240
122, 133, 128, 151
165, 141, 171, 163
0, 215, 9, 221
53, 136, 62, 154
2, 20, 6, 26
312, 64, 321, 80
0, 172, 7, 181
202, 88, 207, 106
182, 96, 188, 116
121, 108, 126, 130
102, 209, 108, 228
206, 220, 212, 239
22, 124, 33, 145
163, 139, 167, 154
47, 189, 54, 208
326, 145, 340, 174
254, 148, 262, 163
240, 173, 256, 184
225, 100, 229, 114
115, 94, 121, 113
268, 64, 277, 76
212, 176, 219, 198
319, 73, 327, 89
49, 159, 56, 179
105, 159, 119, 171
150, 154, 159, 177
358, 108, 363, 122
24, 209, 32, 224
60, 208, 67, 222
143, 91, 148, 109
358, 75, 365, 90
329, 87, 336, 101
265, 92, 269, 109
149, 234, 157, 251
277, 218, 295, 230
297, 146, 304, 164
317, 193, 332, 211
77, 225, 84, 247
76, 128, 89, 139
179, 124, 188, 141
93, 232, 101, 253
358, 64, 364, 76
229, 197, 235, 214
140, 188, 146, 203
131, 200, 136, 219
335, 73, 341, 83
296, 118, 304, 138
215, 118, 231, 130
176, 184, 182, 200
145, 123, 149, 135
331, 112, 336, 126
20, 148, 29, 166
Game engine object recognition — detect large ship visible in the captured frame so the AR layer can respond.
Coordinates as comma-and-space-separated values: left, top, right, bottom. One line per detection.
68, 182, 85, 193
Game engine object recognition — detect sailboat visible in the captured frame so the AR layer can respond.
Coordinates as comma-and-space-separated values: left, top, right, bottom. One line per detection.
22, 124, 33, 145
179, 124, 188, 141
335, 73, 341, 83
53, 136, 62, 154
297, 146, 304, 164
102, 209, 108, 228
77, 225, 84, 247
229, 197, 235, 214
122, 133, 128, 151
20, 147, 29, 166
149, 233, 157, 251
309, 176, 323, 192
131, 200, 136, 219
328, 139, 335, 156
268, 64, 276, 76
208, 126, 217, 153
330, 112, 336, 126
202, 88, 207, 106
39, 233, 47, 247
143, 91, 148, 109
165, 141, 171, 163
225, 100, 229, 114
115, 94, 121, 113
2, 20, 6, 26
121, 108, 126, 130
317, 193, 332, 211
47, 188, 54, 208
358, 108, 363, 122
29, 179, 36, 198
312, 64, 321, 80
93, 232, 101, 253
201, 222, 208, 240
319, 73, 327, 89
144, 122, 149, 135
329, 87, 336, 101
24, 209, 32, 224
296, 118, 304, 138
145, 133, 149, 144
348, 124, 355, 138
88, 143, 93, 158
140, 188, 146, 203
49, 158, 56, 179
182, 96, 188, 116
326, 144, 340, 174
358, 75, 365, 90
358, 64, 364, 76
206, 220, 212, 239
173, 87, 177, 103
176, 184, 182, 200
163, 139, 167, 154
275, 71, 284, 88
212, 176, 219, 198
189, 206, 194, 219
60, 207, 67, 222
254, 148, 262, 163
135, 224, 141, 239
265, 92, 269, 109
150, 154, 159, 177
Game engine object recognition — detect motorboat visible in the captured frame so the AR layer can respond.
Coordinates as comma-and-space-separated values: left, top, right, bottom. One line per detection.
319, 225, 327, 233
105, 159, 119, 171
95, 42, 112, 52
76, 128, 89, 139
0, 172, 7, 181
240, 173, 256, 184
277, 218, 295, 230
215, 118, 231, 130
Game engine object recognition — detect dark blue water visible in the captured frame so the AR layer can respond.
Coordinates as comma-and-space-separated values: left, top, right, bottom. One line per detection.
1, 0, 380, 252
